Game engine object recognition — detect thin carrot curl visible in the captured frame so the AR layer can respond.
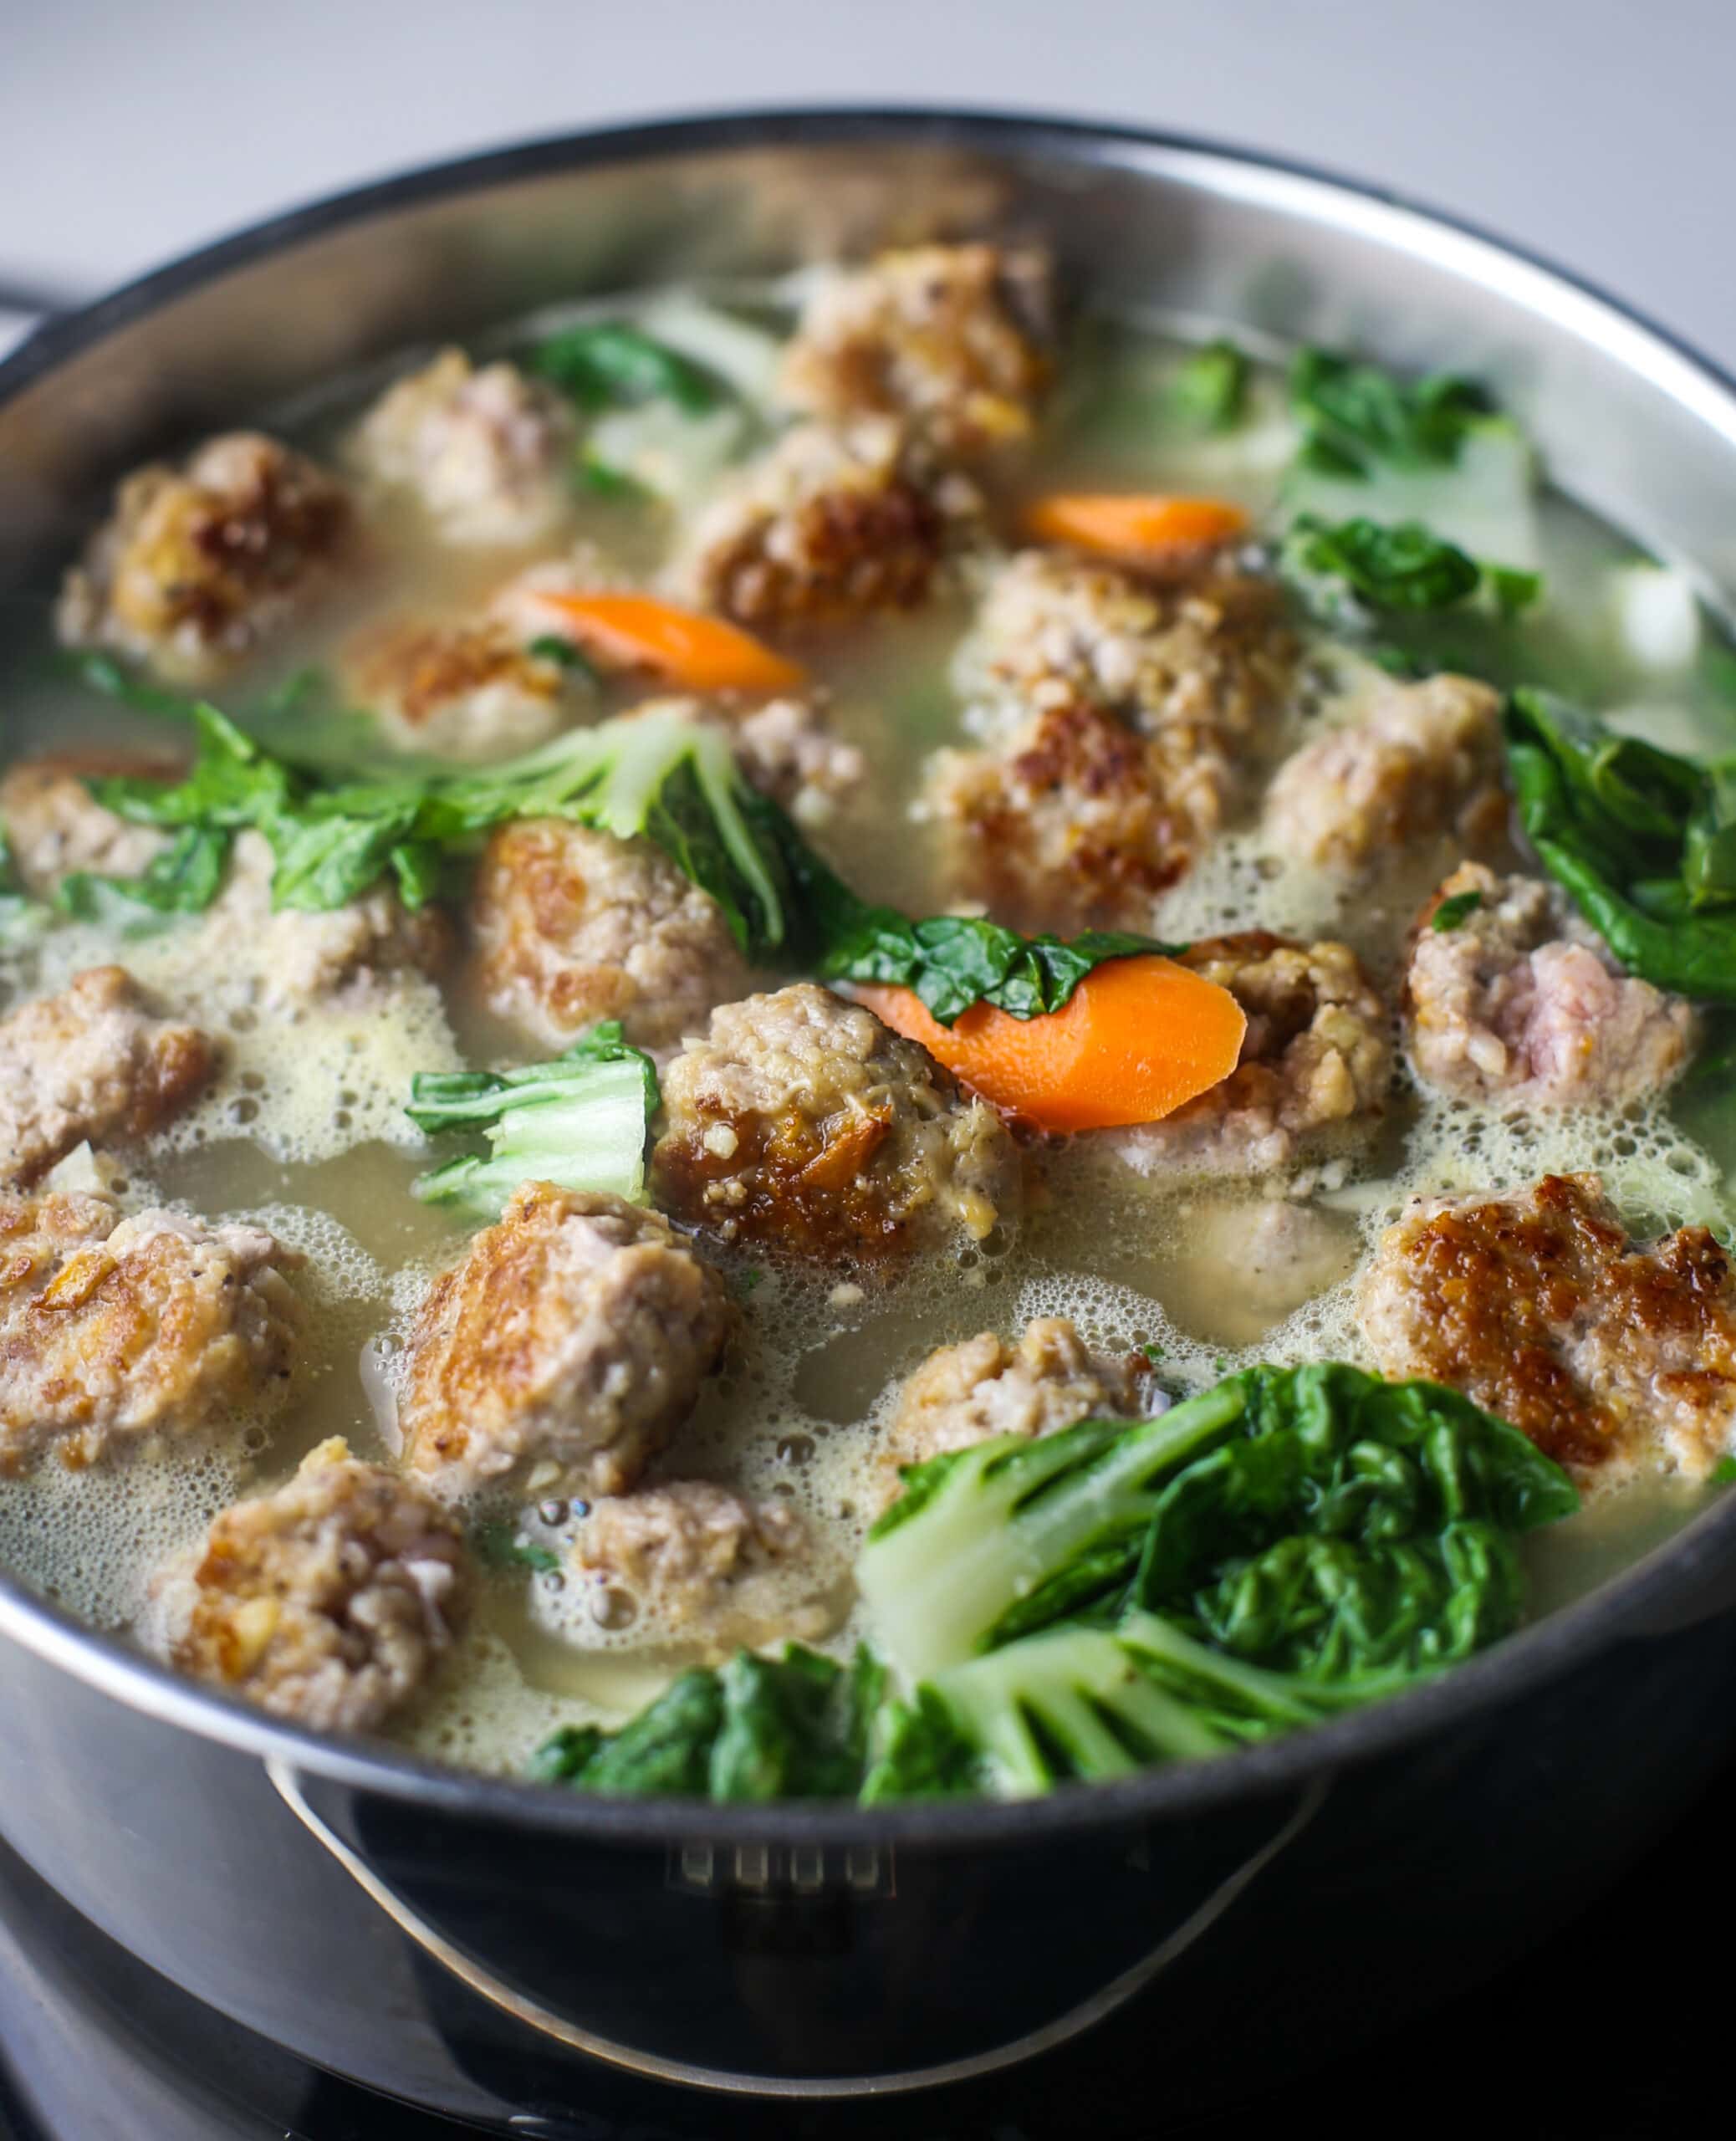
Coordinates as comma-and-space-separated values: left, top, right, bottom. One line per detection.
1022, 493, 1251, 563
857, 954, 1247, 1133
534, 592, 805, 693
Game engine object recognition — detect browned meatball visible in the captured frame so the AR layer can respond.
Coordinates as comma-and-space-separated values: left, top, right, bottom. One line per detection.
345, 349, 576, 546
340, 616, 570, 760
469, 819, 750, 1054
951, 549, 1292, 742
1114, 933, 1391, 1177
651, 984, 1020, 1265
1262, 672, 1505, 871
777, 243, 1054, 454
1360, 1174, 1736, 1480
573, 1479, 845, 1653
177, 1437, 471, 1734
1404, 862, 1696, 1107
0, 1192, 303, 1474
674, 417, 983, 628
0, 754, 176, 898
881, 1317, 1141, 1502
401, 1184, 731, 1500
56, 432, 352, 683
0, 966, 217, 1184
923, 697, 1218, 933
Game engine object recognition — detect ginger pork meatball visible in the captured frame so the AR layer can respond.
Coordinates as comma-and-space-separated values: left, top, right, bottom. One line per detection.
55, 432, 352, 685
881, 1317, 1141, 1500
176, 1437, 471, 1734
651, 984, 1019, 1264
340, 616, 570, 761
777, 243, 1054, 455
0, 754, 176, 898
470, 819, 749, 1054
1114, 933, 1391, 1178
1262, 672, 1506, 871
924, 697, 1223, 933
201, 830, 450, 1014
573, 1480, 845, 1653
1404, 862, 1697, 1108
952, 549, 1293, 743
1360, 1173, 1736, 1480
0, 967, 217, 1185
673, 416, 983, 629
0, 1193, 302, 1474
401, 1184, 731, 1500
345, 349, 576, 547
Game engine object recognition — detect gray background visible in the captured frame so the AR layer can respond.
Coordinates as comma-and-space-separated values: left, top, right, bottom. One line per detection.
3, 0, 1733, 361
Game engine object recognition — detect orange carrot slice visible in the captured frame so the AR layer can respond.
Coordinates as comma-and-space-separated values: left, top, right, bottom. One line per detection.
1022, 493, 1251, 561
534, 593, 805, 693
856, 954, 1247, 1133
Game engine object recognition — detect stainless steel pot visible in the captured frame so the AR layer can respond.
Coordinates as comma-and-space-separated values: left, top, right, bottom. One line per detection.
3, 110, 1735, 2128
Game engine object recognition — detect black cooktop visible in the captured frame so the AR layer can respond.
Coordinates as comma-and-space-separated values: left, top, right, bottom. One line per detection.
0, 1761, 1721, 2141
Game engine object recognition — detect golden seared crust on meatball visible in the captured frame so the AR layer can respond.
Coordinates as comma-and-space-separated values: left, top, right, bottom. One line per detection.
952, 549, 1293, 743
205, 830, 450, 1013
777, 243, 1053, 454
882, 1317, 1141, 1498
574, 1479, 845, 1653
651, 983, 1020, 1265
1114, 933, 1391, 1178
674, 417, 983, 628
401, 1184, 731, 1500
345, 349, 576, 547
340, 616, 569, 761
924, 698, 1219, 933
0, 967, 217, 1185
470, 819, 749, 1055
1262, 672, 1505, 871
0, 754, 176, 898
1360, 1174, 1736, 1480
0, 1192, 302, 1474
56, 432, 352, 685
177, 1437, 470, 1734
1405, 862, 1697, 1108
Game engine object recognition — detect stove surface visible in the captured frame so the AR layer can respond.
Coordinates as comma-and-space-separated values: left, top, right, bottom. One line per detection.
0, 1765, 1728, 2141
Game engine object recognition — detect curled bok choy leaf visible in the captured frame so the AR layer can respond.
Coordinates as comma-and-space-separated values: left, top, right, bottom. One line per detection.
1504, 688, 1736, 1000
406, 1023, 658, 1218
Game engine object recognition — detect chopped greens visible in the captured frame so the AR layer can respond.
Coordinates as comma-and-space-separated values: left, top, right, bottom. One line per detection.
1284, 514, 1541, 620
1504, 689, 1736, 999
1169, 338, 1250, 433
530, 320, 724, 414
408, 1023, 660, 1217
755, 788, 1182, 1024
473, 1521, 562, 1576
534, 1645, 884, 1801
1289, 348, 1490, 478
1431, 889, 1484, 933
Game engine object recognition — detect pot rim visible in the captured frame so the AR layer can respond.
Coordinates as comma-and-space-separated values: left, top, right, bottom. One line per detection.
3, 102, 1734, 1847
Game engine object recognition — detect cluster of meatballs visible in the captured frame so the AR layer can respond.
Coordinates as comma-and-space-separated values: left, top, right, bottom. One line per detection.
3, 239, 1732, 1751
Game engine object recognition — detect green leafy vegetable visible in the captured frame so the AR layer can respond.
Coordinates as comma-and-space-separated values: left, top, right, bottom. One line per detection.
408, 1022, 659, 1217
754, 788, 1182, 1025
857, 1362, 1576, 1686
1285, 514, 1540, 620
1289, 348, 1490, 479
1170, 339, 1249, 433
1504, 689, 1736, 999
473, 1521, 562, 1576
1432, 890, 1484, 933
534, 1645, 884, 1801
526, 634, 597, 676
531, 321, 723, 415
1712, 1455, 1736, 1486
